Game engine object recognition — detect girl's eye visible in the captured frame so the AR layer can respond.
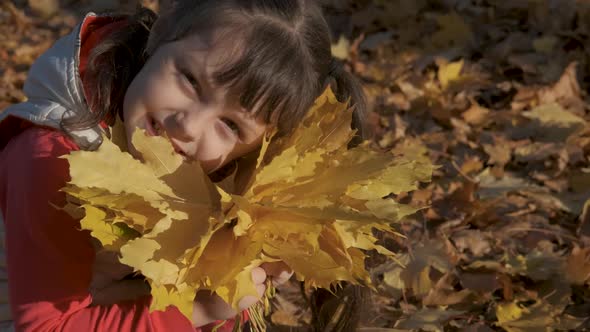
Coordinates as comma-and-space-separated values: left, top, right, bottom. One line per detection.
181, 69, 201, 95
222, 118, 240, 135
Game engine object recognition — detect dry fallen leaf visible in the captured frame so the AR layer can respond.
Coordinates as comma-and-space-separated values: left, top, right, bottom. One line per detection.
395, 308, 463, 332
565, 246, 590, 285
522, 103, 586, 142
537, 62, 581, 104
400, 241, 452, 296
431, 12, 473, 49
532, 35, 558, 54
438, 59, 464, 90
496, 301, 583, 332
331, 35, 350, 60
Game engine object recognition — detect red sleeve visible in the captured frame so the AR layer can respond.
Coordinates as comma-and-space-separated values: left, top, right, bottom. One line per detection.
0, 127, 199, 331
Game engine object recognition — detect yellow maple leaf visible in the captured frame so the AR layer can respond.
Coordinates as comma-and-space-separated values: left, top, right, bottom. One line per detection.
214, 88, 433, 306
131, 129, 183, 177
150, 283, 195, 320
497, 302, 525, 324
62, 127, 220, 318
63, 130, 178, 202
79, 204, 138, 248
431, 12, 473, 49
60, 87, 433, 324
438, 59, 464, 90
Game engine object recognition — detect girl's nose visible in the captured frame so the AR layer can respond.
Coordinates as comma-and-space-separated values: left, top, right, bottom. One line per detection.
164, 110, 205, 160
169, 110, 202, 143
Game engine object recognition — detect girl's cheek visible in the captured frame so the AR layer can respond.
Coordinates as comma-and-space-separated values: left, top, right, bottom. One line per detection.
197, 136, 234, 172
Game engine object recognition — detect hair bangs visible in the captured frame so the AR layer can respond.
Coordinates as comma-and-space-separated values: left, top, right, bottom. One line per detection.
211, 20, 319, 135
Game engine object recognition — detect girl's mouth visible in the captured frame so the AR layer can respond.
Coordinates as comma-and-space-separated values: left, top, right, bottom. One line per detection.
145, 116, 188, 159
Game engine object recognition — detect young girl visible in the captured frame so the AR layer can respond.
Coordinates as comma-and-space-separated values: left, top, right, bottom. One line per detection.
0, 0, 367, 330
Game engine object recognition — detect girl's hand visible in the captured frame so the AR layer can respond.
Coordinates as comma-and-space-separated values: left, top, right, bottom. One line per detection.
89, 247, 151, 305
192, 262, 293, 327
89, 242, 294, 326
192, 267, 266, 325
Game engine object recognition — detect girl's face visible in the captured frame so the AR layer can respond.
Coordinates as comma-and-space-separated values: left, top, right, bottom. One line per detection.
123, 32, 268, 173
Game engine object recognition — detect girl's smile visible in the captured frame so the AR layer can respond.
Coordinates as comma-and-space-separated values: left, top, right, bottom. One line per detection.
144, 115, 186, 157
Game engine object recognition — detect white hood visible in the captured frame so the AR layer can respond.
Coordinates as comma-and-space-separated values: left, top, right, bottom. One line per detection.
0, 12, 104, 151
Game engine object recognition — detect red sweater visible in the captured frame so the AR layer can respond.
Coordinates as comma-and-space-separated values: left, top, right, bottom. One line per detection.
0, 16, 238, 332
0, 128, 200, 331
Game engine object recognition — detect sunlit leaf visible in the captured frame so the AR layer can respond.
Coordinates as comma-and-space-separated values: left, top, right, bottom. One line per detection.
61, 87, 433, 322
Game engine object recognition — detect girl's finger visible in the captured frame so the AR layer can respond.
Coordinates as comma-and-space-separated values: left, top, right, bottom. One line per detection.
256, 282, 266, 297
238, 295, 258, 311
237, 283, 266, 311
195, 291, 236, 320
251, 266, 266, 284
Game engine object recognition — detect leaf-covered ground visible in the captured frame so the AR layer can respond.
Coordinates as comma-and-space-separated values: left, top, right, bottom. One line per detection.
2, 1, 590, 331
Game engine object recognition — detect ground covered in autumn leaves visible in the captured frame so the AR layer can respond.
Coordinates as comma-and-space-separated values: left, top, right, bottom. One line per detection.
2, 0, 590, 331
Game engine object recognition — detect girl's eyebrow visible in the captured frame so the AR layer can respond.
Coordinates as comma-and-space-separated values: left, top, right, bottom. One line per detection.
178, 55, 214, 93
178, 55, 262, 142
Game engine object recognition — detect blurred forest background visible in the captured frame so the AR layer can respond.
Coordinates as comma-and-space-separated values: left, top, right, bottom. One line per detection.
2, 0, 590, 331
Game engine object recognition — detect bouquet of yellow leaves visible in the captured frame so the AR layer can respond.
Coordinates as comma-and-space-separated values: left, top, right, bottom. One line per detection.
60, 88, 433, 325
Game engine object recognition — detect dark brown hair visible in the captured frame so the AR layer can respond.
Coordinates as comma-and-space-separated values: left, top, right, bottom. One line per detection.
70, 1, 368, 330
66, 0, 368, 139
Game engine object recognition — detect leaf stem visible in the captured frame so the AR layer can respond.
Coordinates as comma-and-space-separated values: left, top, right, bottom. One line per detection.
245, 279, 276, 332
